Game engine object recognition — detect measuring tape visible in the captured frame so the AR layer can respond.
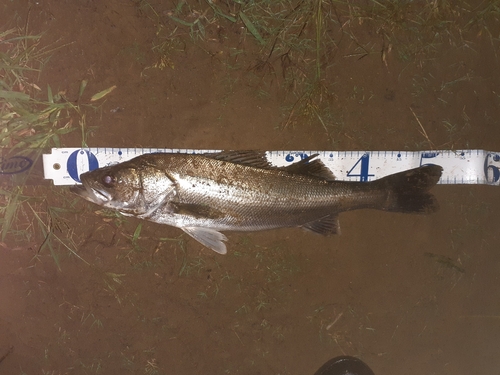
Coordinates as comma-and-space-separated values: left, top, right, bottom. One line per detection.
38, 148, 500, 186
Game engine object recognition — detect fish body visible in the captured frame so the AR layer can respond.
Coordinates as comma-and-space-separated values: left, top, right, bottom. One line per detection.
71, 151, 442, 254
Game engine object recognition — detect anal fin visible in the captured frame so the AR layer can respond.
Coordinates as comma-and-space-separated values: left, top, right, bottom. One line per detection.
302, 215, 340, 235
182, 227, 228, 254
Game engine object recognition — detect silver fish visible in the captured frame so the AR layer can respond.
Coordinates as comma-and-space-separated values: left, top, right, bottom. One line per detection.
71, 151, 442, 254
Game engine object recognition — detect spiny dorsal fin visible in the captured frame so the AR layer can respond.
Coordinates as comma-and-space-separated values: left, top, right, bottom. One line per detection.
203, 150, 272, 169
283, 154, 336, 181
204, 150, 336, 180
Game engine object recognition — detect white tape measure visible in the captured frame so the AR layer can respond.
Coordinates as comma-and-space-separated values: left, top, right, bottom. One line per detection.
42, 148, 500, 186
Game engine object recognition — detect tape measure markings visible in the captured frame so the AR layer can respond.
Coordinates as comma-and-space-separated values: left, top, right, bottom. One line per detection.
42, 148, 500, 186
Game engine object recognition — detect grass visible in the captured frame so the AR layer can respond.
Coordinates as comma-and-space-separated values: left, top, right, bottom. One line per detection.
81, 312, 104, 330
254, 242, 301, 283
0, 3, 498, 374
28, 201, 90, 269
131, 0, 500, 143
0, 28, 80, 152
0, 27, 114, 262
2, 0, 495, 271
134, 0, 340, 131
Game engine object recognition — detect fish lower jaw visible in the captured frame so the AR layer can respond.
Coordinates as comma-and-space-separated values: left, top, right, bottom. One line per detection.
91, 188, 111, 203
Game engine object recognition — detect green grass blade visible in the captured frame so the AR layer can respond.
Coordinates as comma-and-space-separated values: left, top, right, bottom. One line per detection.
90, 85, 116, 102
78, 79, 88, 99
0, 89, 31, 101
47, 84, 53, 103
132, 223, 142, 244
239, 12, 265, 45
168, 15, 194, 27
205, 1, 237, 22
1, 188, 20, 241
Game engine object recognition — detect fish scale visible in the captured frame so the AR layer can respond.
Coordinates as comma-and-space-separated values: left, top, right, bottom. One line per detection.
70, 151, 443, 254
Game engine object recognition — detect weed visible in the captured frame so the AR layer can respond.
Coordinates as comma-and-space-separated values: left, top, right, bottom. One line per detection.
257, 243, 300, 283
81, 312, 104, 330
78, 359, 103, 373
179, 255, 205, 276
424, 251, 465, 274
102, 272, 126, 304
0, 28, 114, 265
198, 291, 208, 299
93, 208, 128, 227
121, 353, 135, 370
255, 297, 269, 311
235, 304, 249, 314
145, 358, 160, 375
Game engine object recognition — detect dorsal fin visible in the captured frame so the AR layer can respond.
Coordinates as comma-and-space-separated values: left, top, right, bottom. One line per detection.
203, 150, 272, 169
283, 154, 336, 181
204, 150, 336, 180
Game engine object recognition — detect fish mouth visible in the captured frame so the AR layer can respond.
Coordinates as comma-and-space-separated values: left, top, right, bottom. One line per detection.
70, 184, 111, 204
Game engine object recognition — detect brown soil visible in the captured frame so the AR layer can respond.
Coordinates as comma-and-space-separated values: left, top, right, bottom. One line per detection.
1, 1, 499, 374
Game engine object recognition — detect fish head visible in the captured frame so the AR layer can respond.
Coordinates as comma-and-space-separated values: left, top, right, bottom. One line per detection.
71, 162, 172, 215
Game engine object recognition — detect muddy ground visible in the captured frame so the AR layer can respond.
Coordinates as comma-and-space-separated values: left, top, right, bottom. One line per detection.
1, 1, 499, 374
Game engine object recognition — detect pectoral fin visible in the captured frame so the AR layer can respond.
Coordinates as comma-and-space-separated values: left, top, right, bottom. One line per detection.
182, 227, 228, 254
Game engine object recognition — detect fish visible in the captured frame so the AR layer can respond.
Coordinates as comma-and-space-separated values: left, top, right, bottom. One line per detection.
70, 151, 443, 255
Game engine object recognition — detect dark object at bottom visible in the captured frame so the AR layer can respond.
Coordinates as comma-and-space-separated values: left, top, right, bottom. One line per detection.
314, 356, 375, 375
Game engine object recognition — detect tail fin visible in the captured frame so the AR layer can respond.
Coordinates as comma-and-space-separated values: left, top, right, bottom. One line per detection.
376, 165, 443, 214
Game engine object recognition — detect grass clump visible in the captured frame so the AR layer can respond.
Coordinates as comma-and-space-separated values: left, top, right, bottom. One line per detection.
135, 0, 500, 138
0, 28, 110, 262
1, 28, 73, 245
135, 0, 341, 132
0, 29, 77, 151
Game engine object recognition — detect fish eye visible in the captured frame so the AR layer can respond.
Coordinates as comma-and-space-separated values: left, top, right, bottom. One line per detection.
102, 174, 116, 187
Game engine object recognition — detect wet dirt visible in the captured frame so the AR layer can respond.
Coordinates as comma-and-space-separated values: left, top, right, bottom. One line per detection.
1, 1, 500, 374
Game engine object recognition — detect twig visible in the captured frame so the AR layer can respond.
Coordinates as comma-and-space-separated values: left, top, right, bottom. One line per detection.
410, 107, 435, 149
0, 346, 13, 364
